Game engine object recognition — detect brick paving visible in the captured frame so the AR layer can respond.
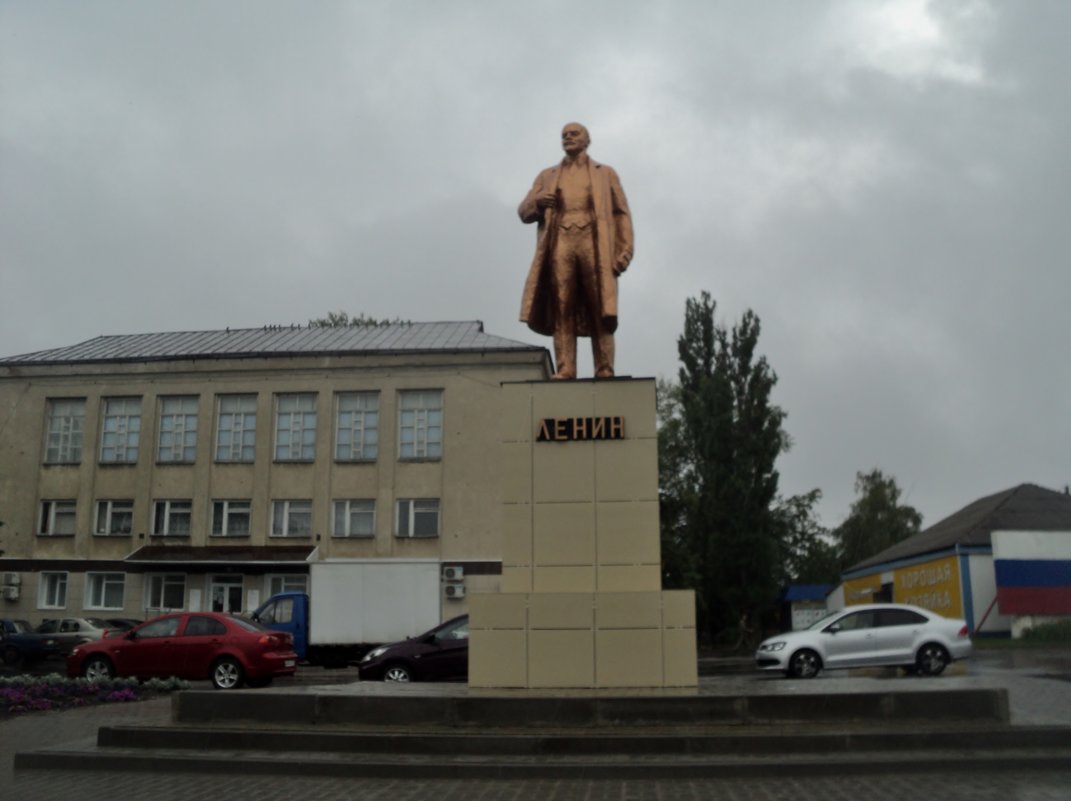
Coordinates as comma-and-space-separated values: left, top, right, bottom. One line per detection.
5, 651, 1071, 801
10, 769, 1071, 801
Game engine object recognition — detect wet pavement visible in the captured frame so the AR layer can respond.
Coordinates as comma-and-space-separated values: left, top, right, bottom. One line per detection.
4, 648, 1070, 800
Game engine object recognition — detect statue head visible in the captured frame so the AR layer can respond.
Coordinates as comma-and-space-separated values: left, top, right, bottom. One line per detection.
561, 122, 590, 156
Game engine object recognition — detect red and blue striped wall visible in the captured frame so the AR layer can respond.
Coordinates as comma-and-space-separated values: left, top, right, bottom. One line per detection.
995, 559, 1071, 614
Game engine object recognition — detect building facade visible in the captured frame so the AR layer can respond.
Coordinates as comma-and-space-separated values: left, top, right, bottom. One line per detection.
0, 323, 551, 625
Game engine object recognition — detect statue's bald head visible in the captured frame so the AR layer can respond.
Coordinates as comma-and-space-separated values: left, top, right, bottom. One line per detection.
561, 122, 590, 155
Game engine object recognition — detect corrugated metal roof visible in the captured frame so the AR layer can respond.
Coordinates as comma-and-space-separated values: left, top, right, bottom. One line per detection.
848, 483, 1071, 572
1, 321, 545, 365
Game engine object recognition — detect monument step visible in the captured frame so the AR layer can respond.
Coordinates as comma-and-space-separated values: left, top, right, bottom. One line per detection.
94, 722, 1071, 756
169, 686, 1011, 727
16, 739, 1071, 780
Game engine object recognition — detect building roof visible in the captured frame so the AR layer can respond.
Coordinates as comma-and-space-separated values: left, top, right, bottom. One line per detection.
125, 545, 316, 564
848, 483, 1071, 573
0, 321, 545, 366
783, 584, 834, 602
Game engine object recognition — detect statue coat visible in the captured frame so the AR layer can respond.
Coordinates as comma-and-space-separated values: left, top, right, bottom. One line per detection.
518, 158, 634, 337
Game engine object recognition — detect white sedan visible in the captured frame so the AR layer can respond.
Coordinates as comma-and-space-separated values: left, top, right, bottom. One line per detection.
755, 603, 972, 678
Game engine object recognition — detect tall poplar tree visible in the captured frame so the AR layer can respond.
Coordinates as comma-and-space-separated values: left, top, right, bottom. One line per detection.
659, 292, 791, 643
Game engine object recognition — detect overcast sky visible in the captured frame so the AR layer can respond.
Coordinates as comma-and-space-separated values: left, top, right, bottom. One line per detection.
2, 1, 1067, 530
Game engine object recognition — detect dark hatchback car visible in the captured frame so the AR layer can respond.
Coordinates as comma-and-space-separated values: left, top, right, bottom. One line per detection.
67, 611, 298, 689
359, 615, 469, 682
1, 618, 62, 667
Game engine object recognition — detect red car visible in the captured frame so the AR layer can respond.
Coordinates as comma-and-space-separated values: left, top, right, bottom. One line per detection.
67, 611, 298, 689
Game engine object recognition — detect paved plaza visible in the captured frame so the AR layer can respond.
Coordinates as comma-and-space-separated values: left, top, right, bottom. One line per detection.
4, 649, 1070, 801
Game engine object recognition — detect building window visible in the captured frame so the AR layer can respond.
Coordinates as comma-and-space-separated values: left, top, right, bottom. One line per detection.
153, 500, 192, 536
39, 572, 68, 609
275, 394, 317, 461
266, 574, 308, 597
146, 573, 185, 611
39, 500, 77, 536
271, 500, 312, 538
216, 395, 257, 462
85, 573, 125, 610
335, 392, 379, 461
44, 398, 85, 464
332, 499, 375, 538
398, 390, 442, 460
95, 500, 134, 536
100, 397, 141, 463
211, 500, 251, 537
396, 498, 440, 538
158, 396, 198, 463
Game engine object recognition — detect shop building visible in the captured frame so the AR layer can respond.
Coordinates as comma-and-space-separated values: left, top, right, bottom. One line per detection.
833, 483, 1071, 636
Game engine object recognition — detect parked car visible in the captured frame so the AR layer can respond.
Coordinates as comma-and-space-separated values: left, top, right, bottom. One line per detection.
1, 618, 62, 667
0, 618, 33, 640
358, 615, 469, 682
755, 603, 972, 679
67, 611, 298, 689
36, 617, 111, 654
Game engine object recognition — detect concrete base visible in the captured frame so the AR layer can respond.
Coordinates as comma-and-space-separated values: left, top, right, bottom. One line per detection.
469, 590, 698, 689
164, 685, 1011, 728
17, 684, 1067, 781
473, 378, 698, 689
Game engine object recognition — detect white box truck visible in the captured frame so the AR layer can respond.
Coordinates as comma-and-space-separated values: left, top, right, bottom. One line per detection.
251, 559, 442, 668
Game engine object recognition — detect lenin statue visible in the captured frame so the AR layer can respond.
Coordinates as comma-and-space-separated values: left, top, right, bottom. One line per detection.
519, 123, 634, 380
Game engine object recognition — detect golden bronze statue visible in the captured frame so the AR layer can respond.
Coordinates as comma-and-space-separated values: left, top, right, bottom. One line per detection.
519, 123, 634, 380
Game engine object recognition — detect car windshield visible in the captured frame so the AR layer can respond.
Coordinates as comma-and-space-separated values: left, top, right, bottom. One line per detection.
806, 609, 846, 630
435, 617, 469, 640
85, 618, 109, 628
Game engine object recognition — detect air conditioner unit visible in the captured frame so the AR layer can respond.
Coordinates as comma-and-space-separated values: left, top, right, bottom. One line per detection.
442, 565, 464, 582
2, 586, 19, 601
1, 572, 20, 586
444, 583, 466, 600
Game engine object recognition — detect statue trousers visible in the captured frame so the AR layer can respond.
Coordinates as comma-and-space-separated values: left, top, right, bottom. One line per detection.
550, 224, 615, 379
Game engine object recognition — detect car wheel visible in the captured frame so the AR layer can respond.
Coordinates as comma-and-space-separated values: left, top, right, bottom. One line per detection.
916, 643, 950, 676
211, 657, 245, 690
1, 645, 23, 667
788, 649, 821, 679
383, 663, 412, 682
82, 655, 115, 681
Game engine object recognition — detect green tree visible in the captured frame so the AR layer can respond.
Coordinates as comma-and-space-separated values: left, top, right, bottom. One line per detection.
833, 469, 922, 568
659, 292, 794, 644
657, 379, 699, 591
307, 311, 406, 327
775, 489, 840, 585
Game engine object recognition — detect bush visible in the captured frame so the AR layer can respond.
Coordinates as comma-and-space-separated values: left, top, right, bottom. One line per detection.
1021, 619, 1071, 643
0, 674, 189, 717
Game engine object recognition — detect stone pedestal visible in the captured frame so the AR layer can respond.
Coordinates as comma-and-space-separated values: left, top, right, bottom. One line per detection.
469, 378, 698, 688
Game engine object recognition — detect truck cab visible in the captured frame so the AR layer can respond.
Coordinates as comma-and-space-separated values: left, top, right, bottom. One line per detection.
252, 592, 309, 660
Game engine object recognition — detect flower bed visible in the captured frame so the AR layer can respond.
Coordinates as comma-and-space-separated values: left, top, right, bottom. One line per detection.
0, 674, 189, 717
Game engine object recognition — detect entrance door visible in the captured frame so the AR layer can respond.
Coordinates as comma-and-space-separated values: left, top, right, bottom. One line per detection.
209, 576, 243, 614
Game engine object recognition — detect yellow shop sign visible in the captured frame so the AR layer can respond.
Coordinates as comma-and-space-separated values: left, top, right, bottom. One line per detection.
894, 556, 962, 618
